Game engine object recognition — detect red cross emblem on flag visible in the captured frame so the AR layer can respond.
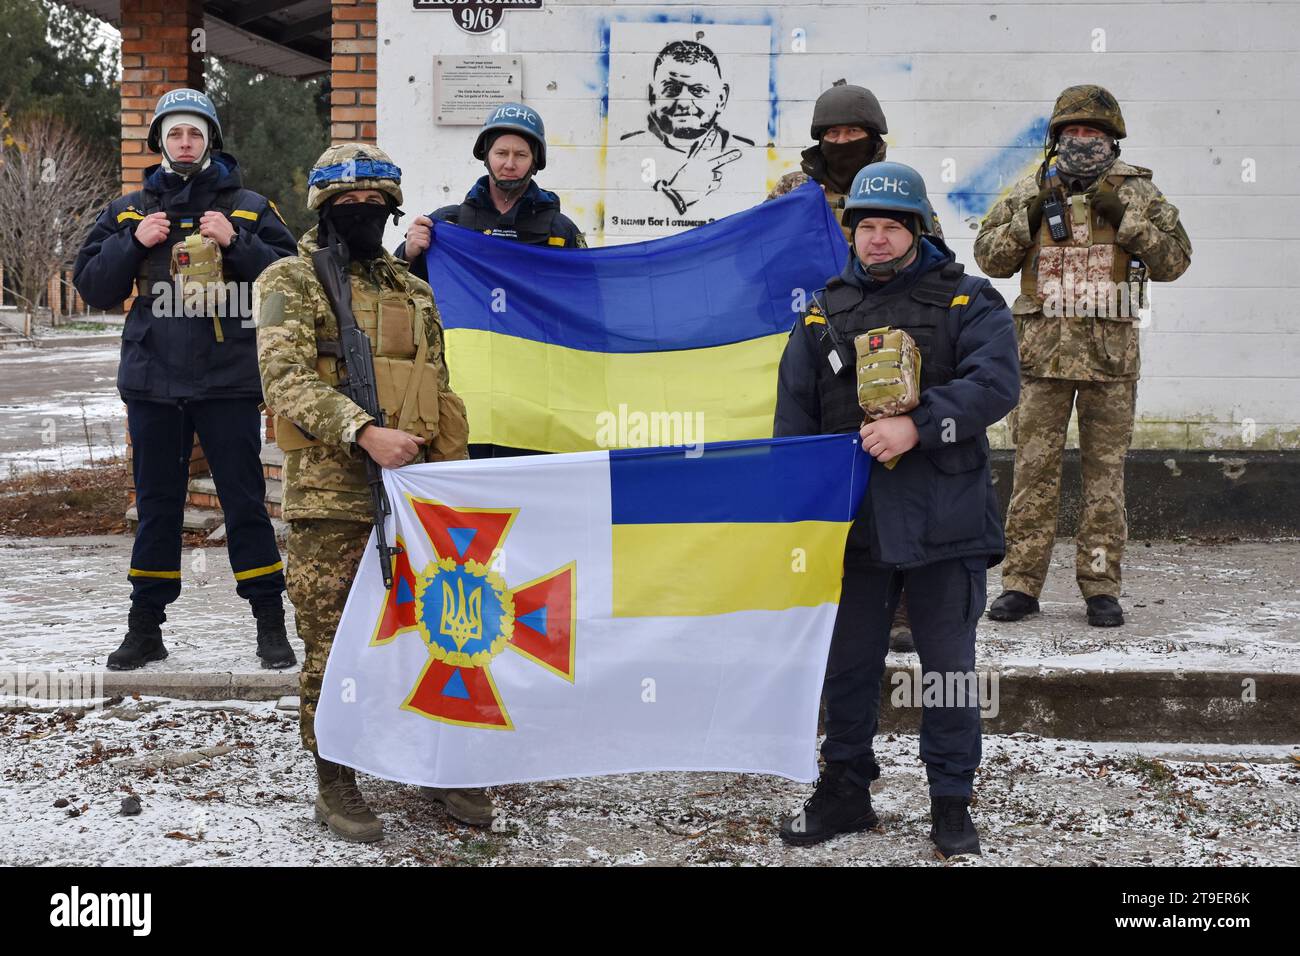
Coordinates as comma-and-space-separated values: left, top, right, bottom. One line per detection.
369, 496, 576, 731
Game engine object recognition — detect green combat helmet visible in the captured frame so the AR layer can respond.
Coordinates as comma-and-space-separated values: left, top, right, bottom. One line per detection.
810, 80, 888, 140
1048, 84, 1127, 141
306, 143, 404, 211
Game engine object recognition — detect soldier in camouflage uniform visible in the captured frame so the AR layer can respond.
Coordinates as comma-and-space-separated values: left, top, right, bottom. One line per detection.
974, 85, 1192, 627
254, 144, 488, 842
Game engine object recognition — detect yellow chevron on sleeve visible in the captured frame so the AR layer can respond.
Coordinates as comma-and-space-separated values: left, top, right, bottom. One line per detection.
231, 209, 260, 221
950, 294, 970, 307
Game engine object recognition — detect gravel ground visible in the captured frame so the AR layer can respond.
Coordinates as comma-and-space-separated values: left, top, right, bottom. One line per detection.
2, 696, 1296, 867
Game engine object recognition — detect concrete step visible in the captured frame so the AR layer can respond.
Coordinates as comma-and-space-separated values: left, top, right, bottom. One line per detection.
188, 475, 282, 505
207, 516, 288, 543
261, 442, 282, 481
0, 326, 33, 348
125, 504, 223, 533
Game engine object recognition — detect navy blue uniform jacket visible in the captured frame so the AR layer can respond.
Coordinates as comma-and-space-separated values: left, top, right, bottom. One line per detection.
73, 153, 296, 403
775, 239, 1021, 569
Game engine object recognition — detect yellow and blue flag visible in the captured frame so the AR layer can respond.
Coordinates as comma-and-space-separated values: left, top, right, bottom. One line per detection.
423, 182, 848, 452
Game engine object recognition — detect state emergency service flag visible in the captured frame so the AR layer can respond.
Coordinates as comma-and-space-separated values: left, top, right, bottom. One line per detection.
314, 435, 870, 787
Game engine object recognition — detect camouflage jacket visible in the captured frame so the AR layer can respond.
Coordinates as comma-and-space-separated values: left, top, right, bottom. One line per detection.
766, 142, 887, 241
254, 227, 466, 522
973, 160, 1192, 381
768, 171, 853, 244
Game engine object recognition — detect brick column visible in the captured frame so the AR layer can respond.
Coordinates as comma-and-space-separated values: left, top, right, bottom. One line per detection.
331, 0, 377, 144
119, 0, 205, 194
118, 0, 207, 490
47, 274, 62, 323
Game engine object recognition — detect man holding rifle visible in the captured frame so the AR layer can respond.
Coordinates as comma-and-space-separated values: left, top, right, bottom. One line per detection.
254, 144, 484, 843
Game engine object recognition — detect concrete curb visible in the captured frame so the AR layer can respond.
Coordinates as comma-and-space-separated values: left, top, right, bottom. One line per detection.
878, 666, 1300, 745
31, 333, 121, 349
8, 667, 1298, 743
97, 671, 296, 701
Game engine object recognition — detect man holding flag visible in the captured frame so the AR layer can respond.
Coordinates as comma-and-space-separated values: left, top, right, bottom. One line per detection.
395, 101, 584, 459
396, 102, 585, 269
774, 162, 1020, 856
765, 81, 927, 653
254, 143, 490, 842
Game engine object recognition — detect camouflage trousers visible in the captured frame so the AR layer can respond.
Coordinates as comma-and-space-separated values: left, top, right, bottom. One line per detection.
286, 518, 369, 753
1002, 376, 1136, 600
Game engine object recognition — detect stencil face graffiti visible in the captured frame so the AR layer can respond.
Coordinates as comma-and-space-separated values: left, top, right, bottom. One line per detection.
620, 40, 755, 215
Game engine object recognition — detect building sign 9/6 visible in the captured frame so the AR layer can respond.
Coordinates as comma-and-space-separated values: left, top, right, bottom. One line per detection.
413, 0, 545, 36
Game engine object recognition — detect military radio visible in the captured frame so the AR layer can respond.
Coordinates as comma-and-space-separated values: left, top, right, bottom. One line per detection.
1042, 165, 1070, 242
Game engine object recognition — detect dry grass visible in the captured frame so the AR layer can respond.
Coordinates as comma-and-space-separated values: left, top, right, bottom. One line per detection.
0, 458, 132, 537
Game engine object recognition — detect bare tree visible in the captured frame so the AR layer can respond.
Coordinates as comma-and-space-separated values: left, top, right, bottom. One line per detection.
0, 113, 116, 335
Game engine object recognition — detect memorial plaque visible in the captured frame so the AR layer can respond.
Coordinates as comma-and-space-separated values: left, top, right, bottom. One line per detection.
434, 55, 522, 125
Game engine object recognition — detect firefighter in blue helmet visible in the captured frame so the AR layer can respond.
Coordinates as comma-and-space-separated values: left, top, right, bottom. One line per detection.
773, 162, 1020, 857
73, 88, 298, 672
396, 101, 585, 273
395, 101, 585, 458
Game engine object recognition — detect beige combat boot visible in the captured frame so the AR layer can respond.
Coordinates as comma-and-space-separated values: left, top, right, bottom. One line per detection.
420, 786, 495, 827
314, 756, 384, 842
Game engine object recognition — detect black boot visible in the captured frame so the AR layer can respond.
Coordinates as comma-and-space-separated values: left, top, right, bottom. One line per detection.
106, 606, 168, 671
253, 602, 296, 669
930, 795, 981, 858
779, 763, 879, 846
1086, 595, 1124, 627
987, 589, 1039, 621
889, 596, 915, 653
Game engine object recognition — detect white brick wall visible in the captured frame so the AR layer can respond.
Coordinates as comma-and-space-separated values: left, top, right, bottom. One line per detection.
378, 0, 1300, 449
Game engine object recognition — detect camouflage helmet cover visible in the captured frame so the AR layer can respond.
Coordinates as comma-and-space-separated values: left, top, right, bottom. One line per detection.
1049, 84, 1127, 140
306, 143, 404, 211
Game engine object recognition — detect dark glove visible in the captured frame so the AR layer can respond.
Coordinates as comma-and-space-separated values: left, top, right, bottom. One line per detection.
1092, 192, 1127, 229
1025, 189, 1052, 236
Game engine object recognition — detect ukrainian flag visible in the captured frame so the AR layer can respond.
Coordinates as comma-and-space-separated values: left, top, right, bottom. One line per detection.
317, 435, 870, 787
423, 182, 848, 452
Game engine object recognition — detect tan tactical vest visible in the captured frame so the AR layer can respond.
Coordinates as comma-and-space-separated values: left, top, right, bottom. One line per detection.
275, 276, 466, 460
822, 184, 851, 242
1019, 174, 1146, 321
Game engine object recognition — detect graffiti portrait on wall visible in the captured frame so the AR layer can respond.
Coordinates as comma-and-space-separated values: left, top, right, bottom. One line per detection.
619, 40, 754, 214
606, 23, 772, 239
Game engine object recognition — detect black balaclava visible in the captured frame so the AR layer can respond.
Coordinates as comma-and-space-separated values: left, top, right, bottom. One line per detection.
820, 135, 880, 193
320, 198, 396, 262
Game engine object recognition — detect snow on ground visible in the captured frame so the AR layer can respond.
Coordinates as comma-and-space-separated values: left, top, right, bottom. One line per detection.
0, 537, 303, 674
0, 696, 1295, 866
0, 344, 125, 477
1, 536, 1294, 676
